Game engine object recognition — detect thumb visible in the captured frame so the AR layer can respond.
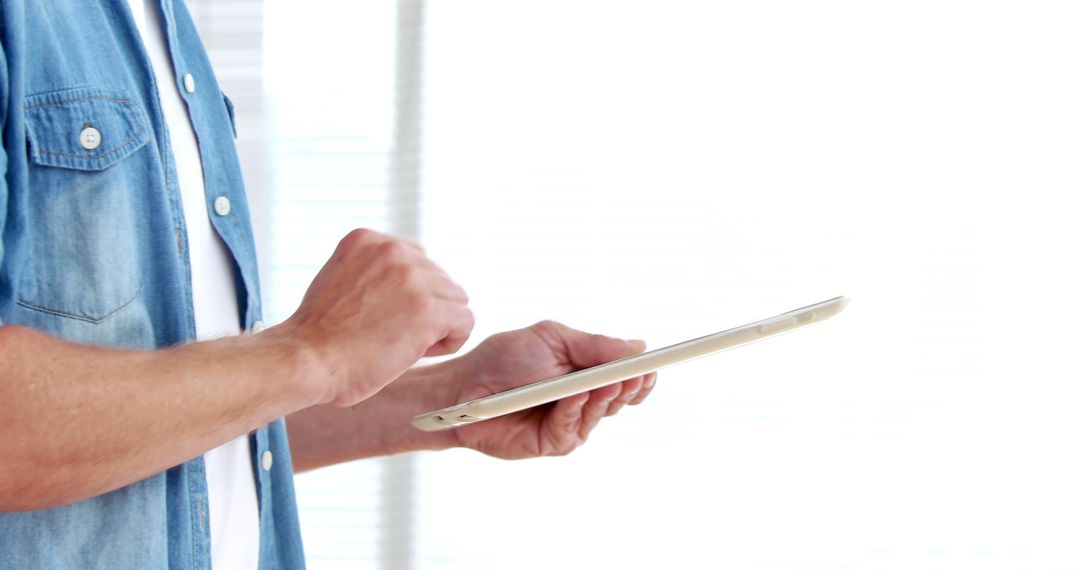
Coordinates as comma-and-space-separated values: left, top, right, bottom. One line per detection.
564, 331, 646, 369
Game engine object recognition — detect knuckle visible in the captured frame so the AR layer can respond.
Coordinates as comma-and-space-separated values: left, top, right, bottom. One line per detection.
384, 259, 413, 281
341, 228, 373, 250
336, 232, 360, 255
532, 319, 562, 336
376, 239, 408, 261
347, 228, 373, 240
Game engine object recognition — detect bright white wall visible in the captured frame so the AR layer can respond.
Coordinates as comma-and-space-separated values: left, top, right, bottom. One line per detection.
257, 1, 1080, 568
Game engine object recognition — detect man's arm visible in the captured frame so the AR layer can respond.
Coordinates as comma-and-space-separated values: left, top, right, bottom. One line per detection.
286, 362, 460, 472
0, 324, 322, 511
287, 321, 657, 472
0, 229, 474, 512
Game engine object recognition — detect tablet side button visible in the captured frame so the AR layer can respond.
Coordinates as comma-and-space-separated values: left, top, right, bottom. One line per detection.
758, 317, 796, 334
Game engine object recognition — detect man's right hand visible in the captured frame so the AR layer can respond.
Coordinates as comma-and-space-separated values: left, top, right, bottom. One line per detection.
278, 229, 474, 407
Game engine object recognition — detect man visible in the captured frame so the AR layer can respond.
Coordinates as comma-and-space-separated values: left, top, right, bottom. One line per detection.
0, 0, 656, 568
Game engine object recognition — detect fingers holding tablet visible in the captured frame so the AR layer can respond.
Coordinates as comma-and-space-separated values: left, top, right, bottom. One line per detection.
413, 296, 848, 432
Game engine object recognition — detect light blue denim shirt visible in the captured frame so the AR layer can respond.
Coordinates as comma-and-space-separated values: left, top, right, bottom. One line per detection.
0, 1, 306, 567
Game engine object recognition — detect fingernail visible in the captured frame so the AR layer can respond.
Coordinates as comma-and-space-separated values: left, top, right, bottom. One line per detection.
645, 376, 656, 389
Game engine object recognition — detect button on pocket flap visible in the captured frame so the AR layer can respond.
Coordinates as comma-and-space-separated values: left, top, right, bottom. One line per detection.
25, 87, 150, 172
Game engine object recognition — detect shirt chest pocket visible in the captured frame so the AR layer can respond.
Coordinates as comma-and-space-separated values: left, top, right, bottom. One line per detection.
19, 87, 150, 324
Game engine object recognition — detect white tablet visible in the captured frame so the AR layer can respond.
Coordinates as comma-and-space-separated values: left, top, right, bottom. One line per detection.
412, 296, 849, 431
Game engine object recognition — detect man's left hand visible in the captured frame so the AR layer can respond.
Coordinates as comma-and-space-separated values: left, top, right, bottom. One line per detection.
446, 321, 657, 459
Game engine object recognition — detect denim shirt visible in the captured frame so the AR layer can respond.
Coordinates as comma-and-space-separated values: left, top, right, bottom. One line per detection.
0, 1, 306, 568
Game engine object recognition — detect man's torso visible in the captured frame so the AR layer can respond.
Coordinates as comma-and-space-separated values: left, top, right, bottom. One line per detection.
0, 1, 304, 567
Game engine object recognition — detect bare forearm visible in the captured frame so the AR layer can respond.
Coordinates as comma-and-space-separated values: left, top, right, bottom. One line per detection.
0, 324, 324, 512
286, 363, 461, 472
0, 228, 476, 508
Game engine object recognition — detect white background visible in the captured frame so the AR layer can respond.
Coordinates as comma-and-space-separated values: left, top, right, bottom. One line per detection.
253, 1, 1080, 568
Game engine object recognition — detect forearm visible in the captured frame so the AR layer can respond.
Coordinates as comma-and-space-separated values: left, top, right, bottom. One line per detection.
0, 324, 324, 512
286, 363, 461, 472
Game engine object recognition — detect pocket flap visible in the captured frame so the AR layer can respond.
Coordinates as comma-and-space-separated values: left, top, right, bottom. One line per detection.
25, 87, 150, 171
222, 92, 238, 138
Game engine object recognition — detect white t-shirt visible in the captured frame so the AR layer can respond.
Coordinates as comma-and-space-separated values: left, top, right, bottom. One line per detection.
126, 1, 260, 567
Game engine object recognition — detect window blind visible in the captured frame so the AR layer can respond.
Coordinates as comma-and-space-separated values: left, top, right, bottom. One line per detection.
262, 0, 403, 568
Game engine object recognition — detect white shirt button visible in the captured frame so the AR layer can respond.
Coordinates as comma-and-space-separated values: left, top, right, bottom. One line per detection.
251, 321, 265, 334
213, 196, 232, 217
183, 73, 196, 94
80, 126, 102, 151
260, 450, 273, 471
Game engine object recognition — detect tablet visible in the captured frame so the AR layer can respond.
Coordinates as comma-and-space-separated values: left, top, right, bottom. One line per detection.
411, 296, 849, 431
